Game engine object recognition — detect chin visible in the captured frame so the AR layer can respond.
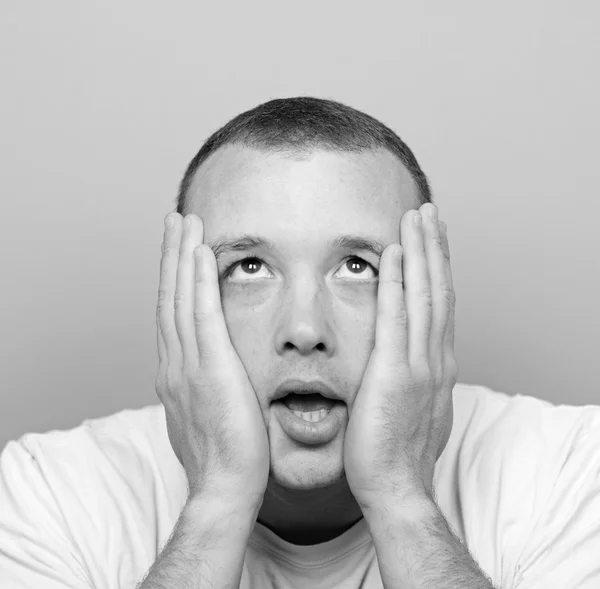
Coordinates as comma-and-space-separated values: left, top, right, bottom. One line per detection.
268, 448, 346, 491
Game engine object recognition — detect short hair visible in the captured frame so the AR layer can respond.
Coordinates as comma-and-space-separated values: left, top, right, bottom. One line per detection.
176, 97, 432, 215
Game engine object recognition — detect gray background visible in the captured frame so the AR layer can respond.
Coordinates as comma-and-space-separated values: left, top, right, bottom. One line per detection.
1, 1, 599, 451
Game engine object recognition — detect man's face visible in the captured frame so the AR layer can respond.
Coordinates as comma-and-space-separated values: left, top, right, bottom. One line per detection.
186, 145, 419, 491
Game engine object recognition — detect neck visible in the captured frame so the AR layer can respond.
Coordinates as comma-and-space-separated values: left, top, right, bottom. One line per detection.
256, 476, 364, 545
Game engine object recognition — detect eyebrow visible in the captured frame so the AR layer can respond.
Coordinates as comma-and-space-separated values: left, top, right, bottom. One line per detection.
207, 234, 386, 261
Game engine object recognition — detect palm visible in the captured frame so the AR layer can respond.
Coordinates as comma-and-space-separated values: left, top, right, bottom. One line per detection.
343, 350, 405, 504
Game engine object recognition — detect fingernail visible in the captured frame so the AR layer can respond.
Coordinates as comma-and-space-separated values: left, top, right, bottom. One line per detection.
428, 207, 438, 222
414, 213, 422, 227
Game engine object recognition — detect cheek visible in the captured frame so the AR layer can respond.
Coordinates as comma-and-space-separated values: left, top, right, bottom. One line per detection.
221, 291, 266, 348
334, 286, 379, 373
335, 285, 378, 331
220, 295, 267, 392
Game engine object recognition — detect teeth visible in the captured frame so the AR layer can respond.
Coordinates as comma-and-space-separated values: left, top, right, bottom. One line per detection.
292, 409, 330, 422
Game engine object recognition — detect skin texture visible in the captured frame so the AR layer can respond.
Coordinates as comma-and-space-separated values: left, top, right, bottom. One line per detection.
185, 145, 423, 544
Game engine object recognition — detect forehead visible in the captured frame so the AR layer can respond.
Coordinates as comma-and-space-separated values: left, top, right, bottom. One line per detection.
186, 145, 419, 247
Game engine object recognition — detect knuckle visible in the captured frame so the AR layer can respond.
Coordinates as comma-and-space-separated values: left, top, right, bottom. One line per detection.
382, 273, 404, 285
193, 307, 210, 325
164, 364, 182, 395
439, 283, 456, 307
155, 369, 166, 393
157, 288, 169, 309
444, 354, 458, 378
162, 242, 177, 256
197, 338, 219, 361
155, 370, 170, 400
182, 359, 200, 379
418, 285, 433, 305
446, 357, 459, 381
155, 370, 164, 393
386, 342, 409, 367
430, 234, 444, 249
183, 366, 203, 388
412, 362, 431, 382
392, 308, 409, 326
186, 366, 222, 397
378, 307, 408, 327
173, 290, 186, 311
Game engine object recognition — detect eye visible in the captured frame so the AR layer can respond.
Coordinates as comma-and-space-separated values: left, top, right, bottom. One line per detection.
223, 255, 378, 282
335, 257, 378, 280
225, 257, 273, 281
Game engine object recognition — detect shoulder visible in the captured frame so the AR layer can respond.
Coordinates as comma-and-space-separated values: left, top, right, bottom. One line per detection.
8, 404, 173, 478
450, 382, 599, 470
2, 405, 187, 548
438, 383, 600, 587
447, 382, 600, 504
1, 404, 188, 587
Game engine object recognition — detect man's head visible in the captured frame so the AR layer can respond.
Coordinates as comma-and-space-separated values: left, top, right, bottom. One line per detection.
177, 97, 431, 215
177, 97, 433, 495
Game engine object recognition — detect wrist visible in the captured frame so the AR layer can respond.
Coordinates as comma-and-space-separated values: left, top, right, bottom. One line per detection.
188, 480, 265, 512
142, 487, 258, 589
363, 492, 439, 541
183, 490, 262, 537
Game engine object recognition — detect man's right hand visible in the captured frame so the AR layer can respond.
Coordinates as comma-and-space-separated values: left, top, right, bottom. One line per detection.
155, 212, 270, 509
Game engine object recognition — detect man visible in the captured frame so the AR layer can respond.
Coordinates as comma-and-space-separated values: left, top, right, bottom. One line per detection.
1, 97, 599, 589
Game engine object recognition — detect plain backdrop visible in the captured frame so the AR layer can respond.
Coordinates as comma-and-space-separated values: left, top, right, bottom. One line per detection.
1, 1, 599, 451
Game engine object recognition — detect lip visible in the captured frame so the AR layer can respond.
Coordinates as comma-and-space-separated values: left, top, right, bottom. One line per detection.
272, 401, 346, 445
273, 378, 343, 403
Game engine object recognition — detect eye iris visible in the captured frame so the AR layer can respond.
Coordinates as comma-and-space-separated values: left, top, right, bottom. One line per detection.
347, 258, 366, 273
241, 258, 261, 274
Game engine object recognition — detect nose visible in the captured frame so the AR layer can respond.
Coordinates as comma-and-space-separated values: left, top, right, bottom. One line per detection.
273, 276, 335, 357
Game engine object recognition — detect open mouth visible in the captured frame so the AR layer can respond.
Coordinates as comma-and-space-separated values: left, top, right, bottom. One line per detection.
272, 389, 346, 444
277, 392, 339, 423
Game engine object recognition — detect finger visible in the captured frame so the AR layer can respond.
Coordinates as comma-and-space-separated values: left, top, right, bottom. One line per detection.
402, 208, 432, 371
157, 231, 169, 368
157, 213, 184, 370
438, 221, 453, 290
156, 302, 166, 367
375, 244, 409, 366
439, 221, 455, 354
421, 205, 447, 373
175, 214, 204, 371
193, 244, 234, 369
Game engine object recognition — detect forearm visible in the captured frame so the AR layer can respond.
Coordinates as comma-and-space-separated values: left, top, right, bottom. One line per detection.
366, 495, 497, 589
137, 493, 259, 589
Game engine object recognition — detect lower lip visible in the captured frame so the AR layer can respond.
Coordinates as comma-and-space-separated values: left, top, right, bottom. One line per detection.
272, 401, 346, 445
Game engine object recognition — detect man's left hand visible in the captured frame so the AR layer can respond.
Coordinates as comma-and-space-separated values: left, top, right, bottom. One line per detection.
343, 203, 458, 511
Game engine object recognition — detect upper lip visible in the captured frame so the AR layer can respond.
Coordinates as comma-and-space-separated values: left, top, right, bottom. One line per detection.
273, 379, 343, 403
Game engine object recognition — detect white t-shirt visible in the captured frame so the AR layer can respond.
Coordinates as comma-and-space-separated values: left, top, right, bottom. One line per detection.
1, 383, 599, 589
